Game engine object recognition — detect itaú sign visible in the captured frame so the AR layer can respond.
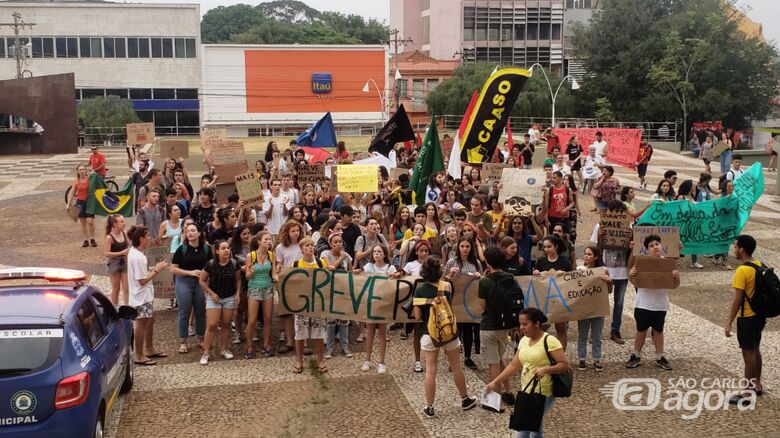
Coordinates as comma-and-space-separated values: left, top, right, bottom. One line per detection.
311, 73, 333, 94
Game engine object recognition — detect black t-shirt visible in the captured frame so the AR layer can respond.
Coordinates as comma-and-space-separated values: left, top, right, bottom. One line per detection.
171, 243, 211, 271
479, 271, 515, 330
414, 282, 452, 336
534, 256, 571, 273
521, 142, 534, 165
204, 259, 239, 298
566, 143, 583, 161
341, 222, 362, 259
505, 256, 525, 276
190, 204, 215, 232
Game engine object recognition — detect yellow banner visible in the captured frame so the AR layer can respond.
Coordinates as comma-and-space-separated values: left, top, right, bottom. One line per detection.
336, 164, 378, 192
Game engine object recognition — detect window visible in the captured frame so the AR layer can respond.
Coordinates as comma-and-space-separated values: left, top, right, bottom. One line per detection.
75, 89, 81, 100
79, 37, 91, 57
155, 110, 177, 127
488, 23, 500, 41
175, 38, 186, 58
162, 38, 173, 58
91, 37, 102, 58
153, 89, 175, 99
427, 79, 439, 93
127, 37, 138, 58
0, 38, 4, 58
76, 300, 106, 348
130, 89, 152, 99
82, 89, 105, 99
176, 88, 198, 99
476, 24, 487, 40
90, 294, 114, 330
31, 38, 42, 58
138, 38, 150, 57
106, 89, 127, 98
104, 38, 115, 58
422, 16, 430, 45
515, 24, 526, 40
115, 38, 126, 58
185, 38, 196, 58
67, 38, 78, 58
136, 111, 154, 123
177, 110, 199, 127
552, 23, 561, 40
412, 79, 425, 111
539, 23, 550, 40
42, 38, 53, 58
501, 25, 513, 41
151, 38, 162, 58
527, 23, 538, 40
422, 0, 430, 10
397, 79, 408, 97
56, 37, 66, 57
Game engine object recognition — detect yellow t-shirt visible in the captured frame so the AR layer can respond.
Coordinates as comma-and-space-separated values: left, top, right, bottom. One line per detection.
733, 260, 762, 317
292, 258, 326, 269
517, 334, 563, 397
403, 226, 437, 241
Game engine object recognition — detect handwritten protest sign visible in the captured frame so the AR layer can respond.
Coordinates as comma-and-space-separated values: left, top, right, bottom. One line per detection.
553, 128, 642, 169
200, 128, 226, 152
711, 142, 729, 158
498, 168, 546, 216
337, 164, 378, 192
631, 256, 678, 289
144, 237, 174, 299
212, 140, 246, 165
235, 171, 263, 207
599, 212, 632, 250
733, 162, 764, 231
297, 163, 327, 186
214, 162, 249, 183
632, 226, 681, 258
483, 163, 510, 182
126, 123, 155, 145
158, 140, 189, 159
277, 268, 609, 324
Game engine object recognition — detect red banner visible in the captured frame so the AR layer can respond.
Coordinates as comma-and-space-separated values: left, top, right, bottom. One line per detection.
552, 128, 642, 170
692, 121, 723, 131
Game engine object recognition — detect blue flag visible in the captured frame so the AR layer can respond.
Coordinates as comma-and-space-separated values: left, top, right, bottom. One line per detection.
296, 112, 337, 148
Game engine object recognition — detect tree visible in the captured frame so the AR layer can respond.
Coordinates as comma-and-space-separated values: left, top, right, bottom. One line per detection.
78, 96, 140, 128
201, 5, 266, 43
573, 0, 779, 130
593, 97, 615, 122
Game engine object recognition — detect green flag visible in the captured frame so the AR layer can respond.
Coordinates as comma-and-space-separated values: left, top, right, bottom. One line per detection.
409, 117, 444, 205
86, 173, 135, 217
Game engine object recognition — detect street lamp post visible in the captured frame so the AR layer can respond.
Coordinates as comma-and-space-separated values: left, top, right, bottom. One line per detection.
362, 79, 386, 123
528, 63, 580, 127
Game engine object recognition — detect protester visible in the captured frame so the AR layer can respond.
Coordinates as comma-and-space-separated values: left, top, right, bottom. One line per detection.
127, 225, 169, 366
627, 234, 680, 370
198, 240, 241, 365
88, 145, 107, 176
719, 131, 734, 175
651, 179, 674, 202
414, 257, 478, 418
263, 179, 293, 239
520, 134, 534, 169
103, 214, 129, 305
170, 224, 209, 354
725, 234, 766, 403
699, 135, 714, 175
274, 220, 303, 354
533, 234, 572, 350
581, 147, 604, 195
725, 154, 745, 182
321, 233, 355, 359
398, 239, 431, 372
229, 225, 252, 345
591, 131, 608, 158
136, 189, 165, 239
68, 165, 97, 247
444, 236, 483, 370
159, 204, 182, 247
189, 187, 216, 232
576, 246, 611, 371
486, 308, 569, 437
291, 237, 328, 374
245, 231, 277, 358
544, 171, 574, 232
636, 139, 653, 190
592, 166, 621, 213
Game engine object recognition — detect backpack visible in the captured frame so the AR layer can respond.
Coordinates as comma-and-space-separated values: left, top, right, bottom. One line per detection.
181, 243, 209, 257
418, 282, 458, 347
293, 258, 324, 269
742, 262, 780, 318
718, 170, 734, 191
488, 272, 525, 329
249, 250, 274, 266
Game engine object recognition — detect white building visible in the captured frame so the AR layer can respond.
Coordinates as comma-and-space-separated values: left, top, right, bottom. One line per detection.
0, 1, 201, 135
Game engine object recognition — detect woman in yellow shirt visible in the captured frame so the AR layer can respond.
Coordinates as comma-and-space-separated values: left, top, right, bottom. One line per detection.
486, 308, 570, 437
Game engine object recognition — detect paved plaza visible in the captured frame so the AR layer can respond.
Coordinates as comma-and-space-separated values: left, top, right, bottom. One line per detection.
1, 147, 780, 437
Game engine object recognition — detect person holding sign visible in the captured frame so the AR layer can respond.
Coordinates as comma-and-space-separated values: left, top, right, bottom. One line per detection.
544, 171, 575, 233
290, 237, 329, 374
626, 235, 680, 371
576, 247, 611, 372
444, 237, 484, 371
533, 234, 574, 350
357, 244, 397, 373
321, 233, 355, 360
592, 166, 621, 213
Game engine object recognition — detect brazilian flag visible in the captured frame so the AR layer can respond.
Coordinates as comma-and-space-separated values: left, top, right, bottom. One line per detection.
86, 174, 135, 217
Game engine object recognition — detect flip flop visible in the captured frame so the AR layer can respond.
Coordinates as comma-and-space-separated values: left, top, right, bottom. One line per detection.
292, 365, 304, 374
134, 359, 157, 366
178, 345, 188, 354
147, 352, 168, 358
317, 364, 328, 374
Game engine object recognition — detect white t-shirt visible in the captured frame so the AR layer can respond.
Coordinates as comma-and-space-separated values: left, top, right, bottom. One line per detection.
725, 168, 744, 181
127, 247, 154, 307
263, 193, 294, 234
132, 159, 155, 172
281, 187, 300, 205
591, 140, 608, 156
582, 155, 605, 180
552, 163, 572, 177
589, 224, 628, 280
363, 263, 397, 275
403, 260, 423, 276
635, 287, 670, 312
274, 243, 302, 269
528, 128, 538, 143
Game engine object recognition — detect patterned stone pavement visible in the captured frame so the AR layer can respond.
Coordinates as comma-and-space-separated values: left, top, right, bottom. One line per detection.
2, 147, 780, 437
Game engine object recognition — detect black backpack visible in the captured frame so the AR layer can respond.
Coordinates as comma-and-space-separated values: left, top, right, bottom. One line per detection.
718, 170, 734, 191
742, 262, 780, 318
489, 272, 525, 329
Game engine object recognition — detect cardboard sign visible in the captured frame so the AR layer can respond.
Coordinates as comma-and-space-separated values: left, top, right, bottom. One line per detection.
390, 167, 409, 182
498, 168, 546, 216
214, 162, 249, 184
711, 142, 729, 158
632, 226, 681, 258
126, 123, 155, 145
235, 171, 263, 207
214, 184, 237, 205
297, 163, 327, 186
201, 128, 226, 152
631, 256, 678, 289
483, 163, 510, 182
276, 268, 609, 324
428, 236, 445, 258
212, 140, 246, 165
336, 164, 378, 192
158, 140, 189, 159
599, 212, 633, 249
143, 237, 174, 299
553, 128, 642, 170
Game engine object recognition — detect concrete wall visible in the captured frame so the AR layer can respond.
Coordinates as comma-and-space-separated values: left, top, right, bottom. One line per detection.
0, 3, 201, 89
428, 0, 462, 60
389, 0, 423, 53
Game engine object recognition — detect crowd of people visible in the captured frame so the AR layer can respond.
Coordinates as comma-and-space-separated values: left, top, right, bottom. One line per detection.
68, 126, 771, 433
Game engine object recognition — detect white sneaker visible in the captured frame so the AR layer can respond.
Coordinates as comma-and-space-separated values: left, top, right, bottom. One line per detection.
377, 363, 387, 374
413, 361, 423, 373
221, 350, 234, 360
361, 361, 371, 372
690, 262, 704, 269
199, 354, 209, 365
188, 325, 196, 337
325, 351, 333, 359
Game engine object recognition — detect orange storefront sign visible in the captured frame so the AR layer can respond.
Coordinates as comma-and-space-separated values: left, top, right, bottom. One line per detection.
244, 49, 385, 113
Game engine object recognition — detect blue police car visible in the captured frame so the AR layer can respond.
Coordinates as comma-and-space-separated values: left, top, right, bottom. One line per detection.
0, 268, 137, 438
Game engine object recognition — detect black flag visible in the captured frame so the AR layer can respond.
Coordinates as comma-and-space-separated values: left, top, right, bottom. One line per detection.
368, 104, 415, 157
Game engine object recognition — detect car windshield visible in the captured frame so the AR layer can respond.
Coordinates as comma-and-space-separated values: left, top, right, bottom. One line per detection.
0, 328, 63, 376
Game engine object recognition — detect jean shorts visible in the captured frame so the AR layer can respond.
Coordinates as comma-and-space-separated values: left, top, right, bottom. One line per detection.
248, 286, 274, 301
205, 293, 236, 310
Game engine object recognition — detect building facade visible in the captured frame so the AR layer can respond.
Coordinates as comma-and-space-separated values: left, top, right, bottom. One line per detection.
390, 0, 565, 75
392, 50, 459, 124
0, 1, 201, 135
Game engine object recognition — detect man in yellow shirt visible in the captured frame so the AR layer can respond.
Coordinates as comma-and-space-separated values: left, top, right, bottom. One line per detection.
402, 206, 437, 241
725, 235, 765, 404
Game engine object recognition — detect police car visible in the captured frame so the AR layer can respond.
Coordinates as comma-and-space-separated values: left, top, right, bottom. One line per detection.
0, 268, 137, 438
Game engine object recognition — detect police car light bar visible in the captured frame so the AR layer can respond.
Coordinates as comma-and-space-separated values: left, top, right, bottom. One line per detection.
0, 267, 87, 282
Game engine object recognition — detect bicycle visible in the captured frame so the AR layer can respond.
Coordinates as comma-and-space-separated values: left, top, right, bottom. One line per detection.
64, 174, 120, 205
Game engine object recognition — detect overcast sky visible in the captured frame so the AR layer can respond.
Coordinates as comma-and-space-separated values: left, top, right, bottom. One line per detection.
137, 0, 776, 48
